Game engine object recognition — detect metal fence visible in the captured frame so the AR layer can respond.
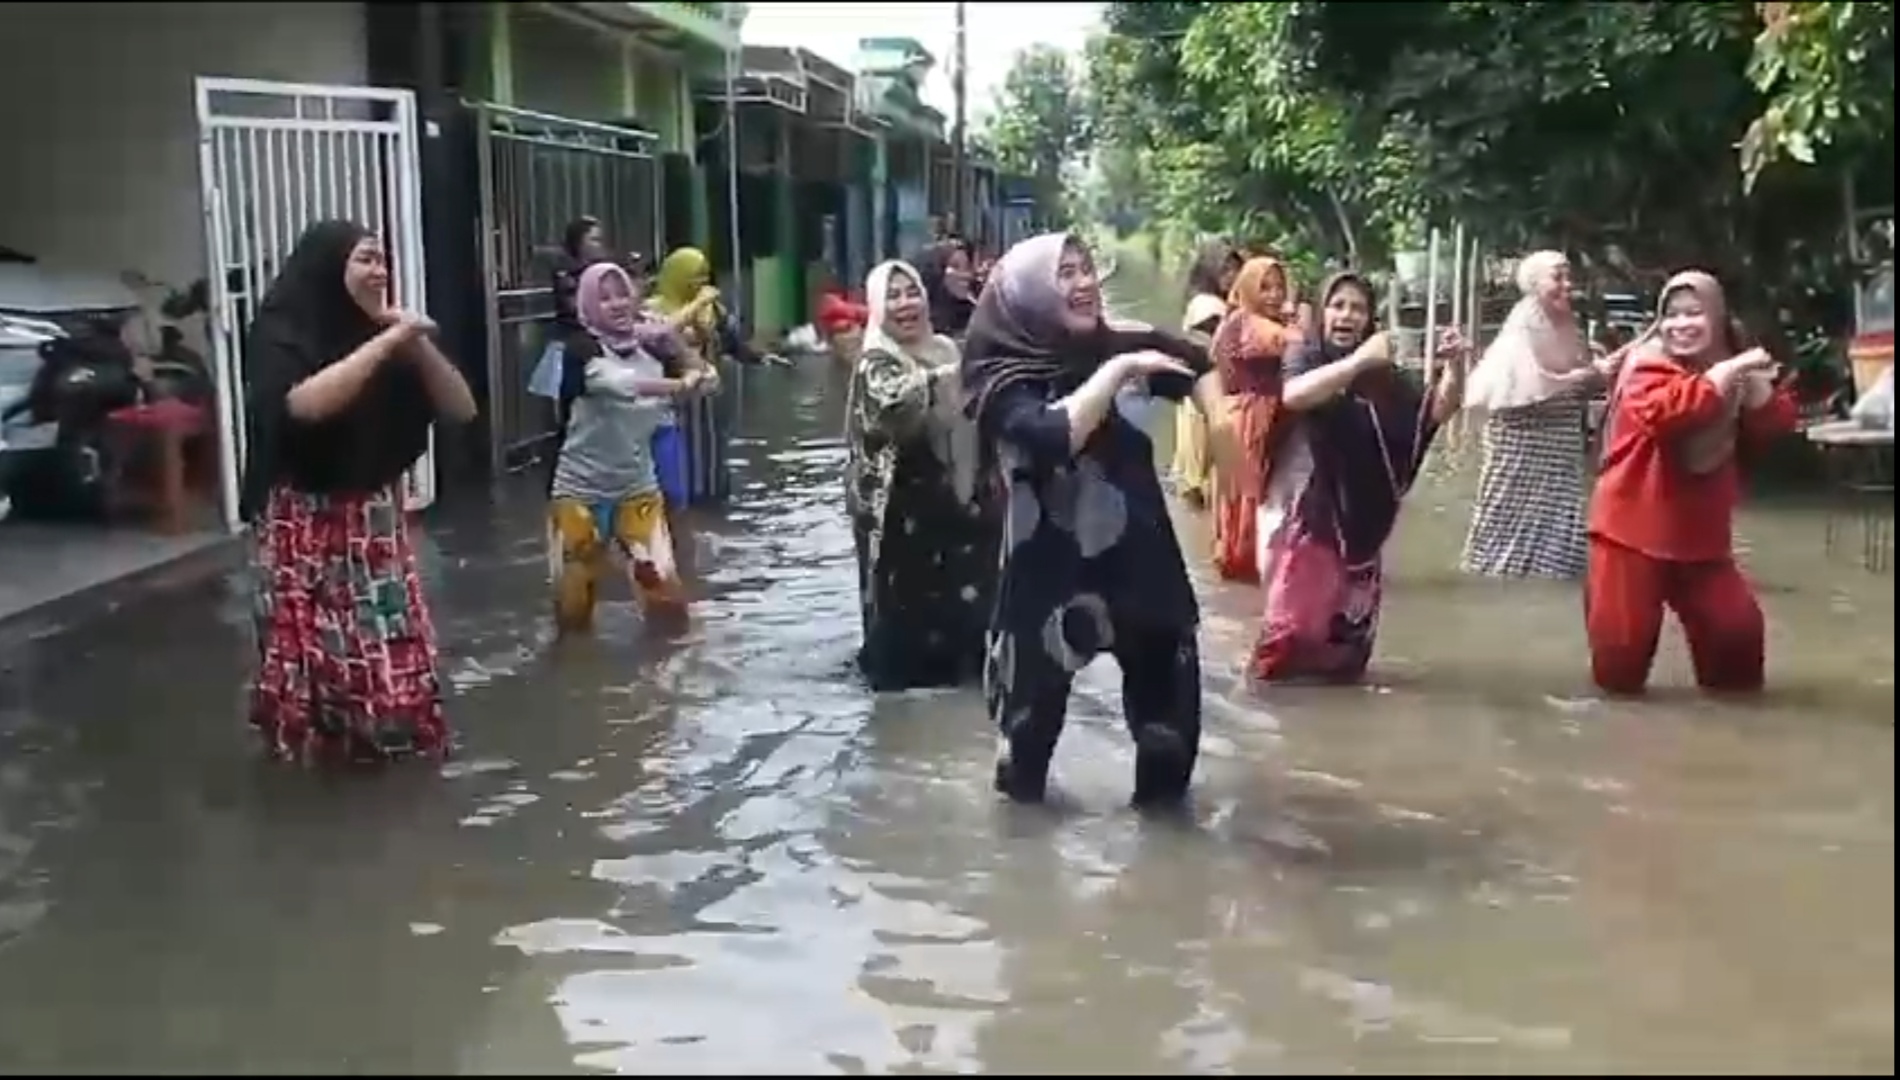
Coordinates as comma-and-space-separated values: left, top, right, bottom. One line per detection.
472, 102, 661, 474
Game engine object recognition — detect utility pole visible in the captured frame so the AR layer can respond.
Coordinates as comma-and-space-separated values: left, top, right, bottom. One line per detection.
950, 0, 968, 239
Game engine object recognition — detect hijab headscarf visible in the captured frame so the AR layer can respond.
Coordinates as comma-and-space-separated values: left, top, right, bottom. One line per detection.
851, 259, 979, 504
1229, 258, 1290, 320
1209, 256, 1299, 493
1184, 293, 1227, 337
239, 218, 430, 522
1217, 256, 1297, 393
910, 241, 975, 338
575, 262, 676, 361
1287, 271, 1434, 563
1608, 269, 1747, 474
962, 232, 1206, 429
653, 246, 712, 311
862, 260, 962, 373
1464, 249, 1592, 412
651, 246, 718, 339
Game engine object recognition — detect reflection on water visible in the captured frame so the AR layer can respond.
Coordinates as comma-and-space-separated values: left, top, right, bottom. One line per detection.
0, 360, 1890, 1075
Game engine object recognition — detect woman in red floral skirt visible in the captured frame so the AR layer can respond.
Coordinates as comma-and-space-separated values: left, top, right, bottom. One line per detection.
241, 219, 477, 763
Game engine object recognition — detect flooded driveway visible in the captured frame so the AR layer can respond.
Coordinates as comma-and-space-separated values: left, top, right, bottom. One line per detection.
0, 363, 1891, 1075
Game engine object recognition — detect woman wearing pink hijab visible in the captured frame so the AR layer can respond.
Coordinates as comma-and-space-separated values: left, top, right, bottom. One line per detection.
1460, 250, 1620, 579
545, 262, 702, 633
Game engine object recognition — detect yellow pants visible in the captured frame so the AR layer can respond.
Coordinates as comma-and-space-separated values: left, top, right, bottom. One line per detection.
548, 492, 687, 630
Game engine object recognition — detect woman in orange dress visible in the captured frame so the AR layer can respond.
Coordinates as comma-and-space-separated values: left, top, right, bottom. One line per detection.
1210, 256, 1302, 582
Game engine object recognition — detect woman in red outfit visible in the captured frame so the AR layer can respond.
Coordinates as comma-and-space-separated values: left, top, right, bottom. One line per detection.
1585, 270, 1797, 695
1209, 256, 1302, 581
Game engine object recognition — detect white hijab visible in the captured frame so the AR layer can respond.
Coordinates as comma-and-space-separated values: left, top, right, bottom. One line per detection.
1184, 292, 1227, 334
1465, 250, 1594, 412
853, 259, 980, 505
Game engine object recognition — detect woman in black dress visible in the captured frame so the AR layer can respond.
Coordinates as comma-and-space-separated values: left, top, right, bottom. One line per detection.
961, 232, 1222, 808
845, 258, 993, 691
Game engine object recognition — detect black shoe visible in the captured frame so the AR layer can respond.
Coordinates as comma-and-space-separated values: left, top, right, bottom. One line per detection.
993, 753, 1048, 804
1131, 726, 1193, 809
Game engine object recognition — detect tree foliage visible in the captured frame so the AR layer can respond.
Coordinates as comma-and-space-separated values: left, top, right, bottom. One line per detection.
1743, 2, 1896, 189
1085, 2, 1413, 270
978, 44, 1092, 220
1082, 0, 1894, 342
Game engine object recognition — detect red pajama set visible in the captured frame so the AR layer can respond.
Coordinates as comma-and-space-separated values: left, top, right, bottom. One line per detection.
1585, 357, 1798, 695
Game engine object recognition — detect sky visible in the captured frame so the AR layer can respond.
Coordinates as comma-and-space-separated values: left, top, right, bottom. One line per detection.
740, 2, 1105, 121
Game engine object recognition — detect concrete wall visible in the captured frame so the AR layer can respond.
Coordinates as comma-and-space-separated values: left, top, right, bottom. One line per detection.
0, 2, 368, 290
509, 7, 623, 118
492, 5, 694, 154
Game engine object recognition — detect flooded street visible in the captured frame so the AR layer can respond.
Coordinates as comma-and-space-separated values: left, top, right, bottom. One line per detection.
0, 362, 1891, 1075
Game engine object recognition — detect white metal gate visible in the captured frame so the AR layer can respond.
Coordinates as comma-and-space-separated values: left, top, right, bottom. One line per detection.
194, 76, 435, 531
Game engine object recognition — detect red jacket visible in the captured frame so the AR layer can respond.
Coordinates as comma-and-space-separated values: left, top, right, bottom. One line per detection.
1588, 355, 1798, 562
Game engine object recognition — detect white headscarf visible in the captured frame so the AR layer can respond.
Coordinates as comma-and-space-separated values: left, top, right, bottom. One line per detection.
852, 259, 980, 505
1465, 250, 1594, 412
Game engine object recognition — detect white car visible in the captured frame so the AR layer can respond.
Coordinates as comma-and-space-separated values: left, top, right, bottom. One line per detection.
0, 256, 142, 335
0, 319, 64, 522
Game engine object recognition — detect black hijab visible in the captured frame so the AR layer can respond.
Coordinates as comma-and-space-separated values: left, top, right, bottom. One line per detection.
910, 241, 974, 337
239, 219, 431, 521
1289, 271, 1374, 373
961, 232, 1206, 427
1286, 271, 1431, 563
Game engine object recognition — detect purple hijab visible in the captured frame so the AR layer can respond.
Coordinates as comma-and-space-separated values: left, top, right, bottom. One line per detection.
961, 232, 1205, 427
1286, 272, 1438, 564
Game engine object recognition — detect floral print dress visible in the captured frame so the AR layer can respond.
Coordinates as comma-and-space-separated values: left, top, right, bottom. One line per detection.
845, 347, 997, 691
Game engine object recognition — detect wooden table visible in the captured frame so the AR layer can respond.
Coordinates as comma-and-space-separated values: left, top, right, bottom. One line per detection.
1805, 419, 1895, 573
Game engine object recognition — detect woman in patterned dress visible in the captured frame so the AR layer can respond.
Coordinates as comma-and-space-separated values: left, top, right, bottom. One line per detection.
844, 259, 994, 691
242, 219, 477, 763
961, 232, 1221, 808
1210, 256, 1303, 582
1460, 250, 1621, 579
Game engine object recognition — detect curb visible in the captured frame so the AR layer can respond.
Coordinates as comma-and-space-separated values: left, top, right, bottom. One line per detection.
0, 532, 245, 646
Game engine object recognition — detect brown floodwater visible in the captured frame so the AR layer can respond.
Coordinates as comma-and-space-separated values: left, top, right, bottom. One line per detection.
0, 349, 1890, 1074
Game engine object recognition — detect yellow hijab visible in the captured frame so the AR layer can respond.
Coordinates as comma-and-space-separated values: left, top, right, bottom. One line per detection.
649, 246, 718, 349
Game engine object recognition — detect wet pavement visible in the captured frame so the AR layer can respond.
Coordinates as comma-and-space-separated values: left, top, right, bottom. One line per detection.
0, 360, 1892, 1075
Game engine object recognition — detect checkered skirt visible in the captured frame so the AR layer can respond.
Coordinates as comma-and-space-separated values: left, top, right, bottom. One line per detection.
1460, 391, 1592, 580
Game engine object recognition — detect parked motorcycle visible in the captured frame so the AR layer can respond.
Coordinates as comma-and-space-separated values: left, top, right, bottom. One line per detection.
0, 320, 144, 522
124, 273, 217, 407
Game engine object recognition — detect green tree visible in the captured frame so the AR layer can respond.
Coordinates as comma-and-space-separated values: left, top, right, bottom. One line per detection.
1089, 0, 1880, 343
979, 44, 1093, 221
1086, 2, 1420, 270
1742, 1, 1896, 189
1075, 143, 1151, 237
